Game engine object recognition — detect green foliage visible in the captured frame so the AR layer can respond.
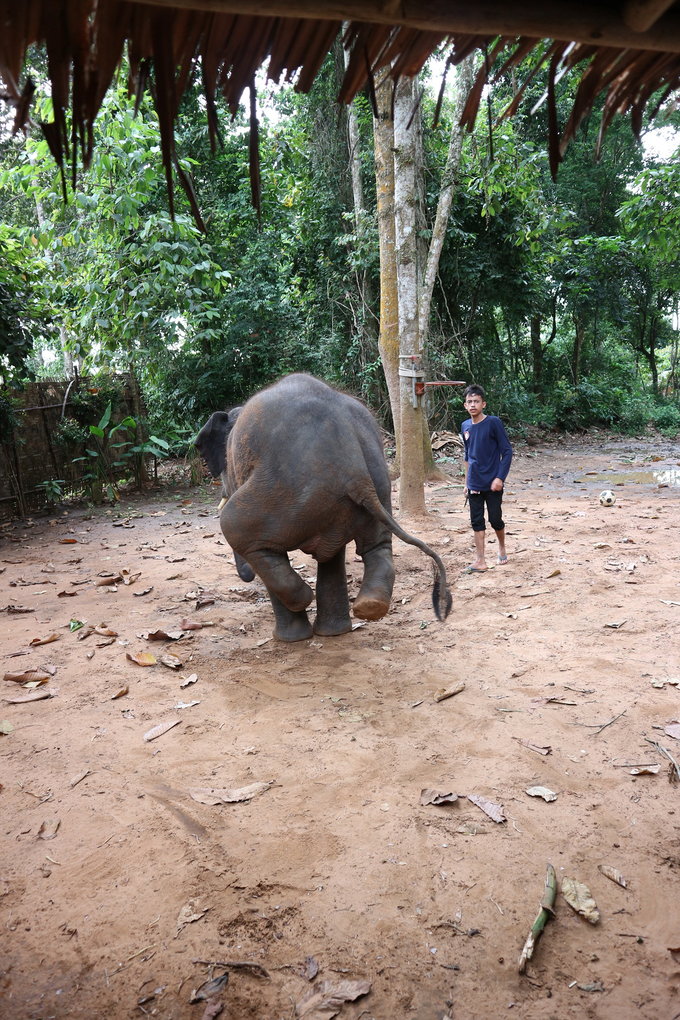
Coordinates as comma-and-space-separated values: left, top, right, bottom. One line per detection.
68, 379, 125, 427
0, 392, 20, 438
53, 416, 89, 448
1, 48, 678, 450
71, 401, 168, 502
36, 478, 65, 503
650, 401, 680, 435
0, 225, 54, 384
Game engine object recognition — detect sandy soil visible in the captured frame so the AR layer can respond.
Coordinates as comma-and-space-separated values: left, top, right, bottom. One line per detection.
1, 433, 679, 1020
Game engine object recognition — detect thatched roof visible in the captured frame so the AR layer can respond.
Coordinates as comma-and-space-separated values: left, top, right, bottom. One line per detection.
2, 0, 679, 220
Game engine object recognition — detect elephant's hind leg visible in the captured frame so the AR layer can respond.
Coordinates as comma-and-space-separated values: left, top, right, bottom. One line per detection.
314, 548, 351, 636
353, 543, 395, 621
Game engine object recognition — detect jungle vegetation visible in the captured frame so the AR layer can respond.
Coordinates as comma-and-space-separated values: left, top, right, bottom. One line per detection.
1, 48, 679, 470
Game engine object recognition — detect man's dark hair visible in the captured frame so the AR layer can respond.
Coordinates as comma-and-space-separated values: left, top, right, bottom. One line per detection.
464, 384, 486, 399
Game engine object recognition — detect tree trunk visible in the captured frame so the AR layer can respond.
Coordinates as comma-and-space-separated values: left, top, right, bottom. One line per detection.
530, 315, 544, 394
572, 314, 585, 384
418, 56, 473, 343
418, 55, 474, 478
394, 77, 426, 515
344, 52, 380, 380
373, 74, 401, 460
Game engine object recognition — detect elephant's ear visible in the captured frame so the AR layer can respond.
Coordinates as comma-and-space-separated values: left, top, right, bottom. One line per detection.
195, 410, 235, 477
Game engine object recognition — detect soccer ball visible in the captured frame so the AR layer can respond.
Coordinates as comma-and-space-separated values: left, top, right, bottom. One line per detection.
599, 490, 616, 507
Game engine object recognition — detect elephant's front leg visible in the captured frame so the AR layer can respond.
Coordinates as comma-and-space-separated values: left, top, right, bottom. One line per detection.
314, 548, 352, 637
353, 541, 395, 621
268, 592, 314, 642
245, 550, 315, 642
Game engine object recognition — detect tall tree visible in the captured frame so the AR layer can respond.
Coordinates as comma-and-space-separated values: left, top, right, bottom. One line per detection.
393, 76, 427, 514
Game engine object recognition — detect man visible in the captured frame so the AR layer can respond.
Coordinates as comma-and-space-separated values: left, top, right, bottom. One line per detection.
461, 384, 513, 573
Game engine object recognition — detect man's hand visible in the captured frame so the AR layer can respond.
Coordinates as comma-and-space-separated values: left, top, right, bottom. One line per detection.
490, 477, 504, 492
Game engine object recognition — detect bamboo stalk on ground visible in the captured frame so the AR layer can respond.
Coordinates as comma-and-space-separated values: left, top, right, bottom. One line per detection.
518, 863, 557, 974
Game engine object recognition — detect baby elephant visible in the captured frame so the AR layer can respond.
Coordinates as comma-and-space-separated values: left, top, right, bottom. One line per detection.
196, 374, 452, 642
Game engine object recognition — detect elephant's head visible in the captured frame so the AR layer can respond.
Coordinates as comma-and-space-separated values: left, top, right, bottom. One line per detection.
195, 407, 242, 477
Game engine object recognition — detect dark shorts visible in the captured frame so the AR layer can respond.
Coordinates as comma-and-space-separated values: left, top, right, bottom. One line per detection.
469, 489, 504, 532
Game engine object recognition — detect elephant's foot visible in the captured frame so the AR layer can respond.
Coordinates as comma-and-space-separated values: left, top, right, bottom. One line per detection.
352, 593, 390, 621
354, 544, 394, 621
313, 548, 351, 636
313, 616, 352, 637
269, 593, 313, 642
273, 616, 314, 642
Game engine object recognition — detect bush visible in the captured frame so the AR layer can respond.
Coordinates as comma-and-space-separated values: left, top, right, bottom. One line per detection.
68, 378, 125, 428
54, 416, 89, 448
651, 401, 680, 436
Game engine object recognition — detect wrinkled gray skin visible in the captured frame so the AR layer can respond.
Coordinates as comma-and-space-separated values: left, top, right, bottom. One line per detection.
196, 374, 452, 642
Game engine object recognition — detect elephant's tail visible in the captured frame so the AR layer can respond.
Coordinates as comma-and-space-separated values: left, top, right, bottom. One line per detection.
350, 487, 452, 622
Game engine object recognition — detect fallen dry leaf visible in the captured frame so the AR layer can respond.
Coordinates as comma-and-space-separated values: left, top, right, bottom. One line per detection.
525, 786, 558, 802
29, 633, 60, 646
189, 973, 229, 1004
296, 978, 371, 1019
3, 689, 54, 704
188, 781, 273, 805
95, 625, 118, 637
419, 789, 458, 806
467, 794, 506, 823
37, 818, 61, 840
300, 956, 319, 981
434, 681, 465, 702
95, 575, 123, 587
143, 719, 181, 742
70, 770, 91, 787
3, 669, 52, 684
0, 720, 15, 735
111, 686, 129, 700
561, 877, 600, 924
139, 629, 184, 641
159, 654, 183, 669
664, 722, 680, 741
179, 673, 198, 688
629, 765, 660, 775
598, 864, 627, 888
126, 651, 157, 667
133, 586, 154, 597
175, 899, 209, 937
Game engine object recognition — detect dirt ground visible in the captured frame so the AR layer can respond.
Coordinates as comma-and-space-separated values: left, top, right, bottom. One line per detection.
1, 432, 679, 1020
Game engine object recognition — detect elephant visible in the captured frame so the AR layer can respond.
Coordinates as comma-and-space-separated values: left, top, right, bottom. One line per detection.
195, 374, 452, 642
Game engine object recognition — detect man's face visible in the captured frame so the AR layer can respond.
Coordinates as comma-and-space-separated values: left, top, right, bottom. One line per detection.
464, 393, 486, 420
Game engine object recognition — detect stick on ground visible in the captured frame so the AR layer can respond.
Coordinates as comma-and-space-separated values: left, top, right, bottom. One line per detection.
518, 863, 557, 974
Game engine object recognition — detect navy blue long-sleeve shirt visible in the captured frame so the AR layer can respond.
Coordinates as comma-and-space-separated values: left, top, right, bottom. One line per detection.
461, 415, 513, 490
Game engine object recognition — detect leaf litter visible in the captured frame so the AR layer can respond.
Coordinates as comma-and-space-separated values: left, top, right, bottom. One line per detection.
296, 978, 371, 1019
598, 864, 627, 888
143, 719, 181, 742
467, 794, 506, 823
189, 781, 273, 805
561, 877, 600, 924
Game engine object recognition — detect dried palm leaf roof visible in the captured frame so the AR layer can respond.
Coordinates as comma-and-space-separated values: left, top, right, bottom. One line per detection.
1, 0, 679, 222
